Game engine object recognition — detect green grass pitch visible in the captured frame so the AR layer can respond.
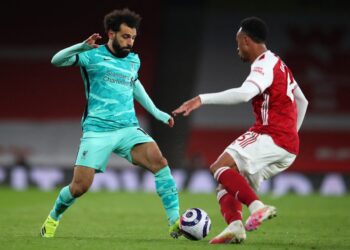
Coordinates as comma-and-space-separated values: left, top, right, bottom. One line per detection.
0, 188, 349, 250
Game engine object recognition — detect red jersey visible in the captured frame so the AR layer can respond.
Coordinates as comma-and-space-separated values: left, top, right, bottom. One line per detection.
244, 50, 299, 154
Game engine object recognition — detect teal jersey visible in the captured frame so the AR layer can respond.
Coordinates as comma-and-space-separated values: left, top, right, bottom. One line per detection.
75, 45, 140, 132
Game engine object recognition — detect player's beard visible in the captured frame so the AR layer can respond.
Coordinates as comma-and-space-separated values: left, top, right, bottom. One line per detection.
239, 55, 249, 63
237, 46, 250, 63
112, 41, 132, 58
238, 50, 249, 62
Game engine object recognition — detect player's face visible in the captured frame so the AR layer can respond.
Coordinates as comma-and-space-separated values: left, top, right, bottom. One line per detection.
236, 29, 250, 62
110, 23, 137, 57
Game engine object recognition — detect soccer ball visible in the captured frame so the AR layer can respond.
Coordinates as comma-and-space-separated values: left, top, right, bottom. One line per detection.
180, 208, 211, 240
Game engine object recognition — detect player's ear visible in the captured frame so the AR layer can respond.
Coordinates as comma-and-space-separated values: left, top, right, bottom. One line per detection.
243, 35, 250, 45
108, 30, 115, 40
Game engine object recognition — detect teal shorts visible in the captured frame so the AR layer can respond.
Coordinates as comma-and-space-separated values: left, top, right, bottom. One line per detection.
75, 127, 154, 173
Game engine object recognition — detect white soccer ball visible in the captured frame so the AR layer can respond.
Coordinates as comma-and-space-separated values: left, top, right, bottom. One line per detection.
180, 208, 211, 240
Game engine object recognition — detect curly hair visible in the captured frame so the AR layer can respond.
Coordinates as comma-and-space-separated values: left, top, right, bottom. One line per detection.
104, 8, 142, 33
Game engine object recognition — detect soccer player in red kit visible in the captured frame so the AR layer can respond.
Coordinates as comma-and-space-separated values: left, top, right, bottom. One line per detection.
173, 17, 308, 244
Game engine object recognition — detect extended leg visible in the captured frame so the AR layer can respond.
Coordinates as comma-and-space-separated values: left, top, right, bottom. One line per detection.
132, 142, 181, 238
210, 152, 276, 234
209, 186, 246, 244
40, 166, 95, 238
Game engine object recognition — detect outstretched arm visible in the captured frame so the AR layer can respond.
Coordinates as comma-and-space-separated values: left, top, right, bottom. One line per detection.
294, 86, 308, 131
172, 82, 259, 116
51, 33, 102, 67
133, 80, 174, 127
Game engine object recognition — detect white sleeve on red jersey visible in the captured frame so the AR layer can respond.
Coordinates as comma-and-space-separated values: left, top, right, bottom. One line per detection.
243, 53, 277, 94
199, 81, 260, 105
294, 84, 308, 131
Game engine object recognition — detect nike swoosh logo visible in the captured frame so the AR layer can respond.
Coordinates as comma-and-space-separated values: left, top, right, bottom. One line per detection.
103, 58, 112, 61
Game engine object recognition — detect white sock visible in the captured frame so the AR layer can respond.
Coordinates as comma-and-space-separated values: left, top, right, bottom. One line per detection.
229, 220, 243, 227
248, 200, 265, 214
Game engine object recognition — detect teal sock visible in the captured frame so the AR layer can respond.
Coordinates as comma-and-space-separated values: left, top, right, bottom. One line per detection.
49, 185, 76, 221
155, 166, 180, 226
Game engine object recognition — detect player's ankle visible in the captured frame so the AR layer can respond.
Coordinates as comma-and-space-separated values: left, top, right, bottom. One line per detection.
248, 200, 264, 214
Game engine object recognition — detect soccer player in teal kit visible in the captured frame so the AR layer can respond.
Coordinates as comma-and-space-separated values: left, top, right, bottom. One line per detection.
40, 8, 181, 238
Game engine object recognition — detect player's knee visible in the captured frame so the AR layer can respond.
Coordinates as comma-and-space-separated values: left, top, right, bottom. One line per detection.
70, 186, 88, 198
151, 156, 168, 173
70, 182, 90, 197
210, 163, 239, 175
209, 163, 220, 175
159, 156, 168, 167
150, 153, 167, 166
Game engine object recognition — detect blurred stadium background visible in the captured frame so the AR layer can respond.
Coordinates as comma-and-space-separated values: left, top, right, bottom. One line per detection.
0, 0, 349, 195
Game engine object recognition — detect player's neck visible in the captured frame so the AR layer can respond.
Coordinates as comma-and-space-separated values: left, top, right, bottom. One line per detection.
250, 45, 267, 63
106, 42, 129, 58
107, 43, 115, 54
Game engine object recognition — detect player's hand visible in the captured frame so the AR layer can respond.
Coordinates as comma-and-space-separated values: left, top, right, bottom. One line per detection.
85, 33, 102, 48
168, 117, 175, 128
172, 96, 202, 116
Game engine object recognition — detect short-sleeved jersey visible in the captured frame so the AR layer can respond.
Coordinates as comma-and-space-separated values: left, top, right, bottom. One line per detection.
74, 45, 140, 132
244, 50, 299, 154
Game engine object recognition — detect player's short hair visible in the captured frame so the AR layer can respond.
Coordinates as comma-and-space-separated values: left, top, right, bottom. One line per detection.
240, 17, 268, 43
104, 8, 142, 33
